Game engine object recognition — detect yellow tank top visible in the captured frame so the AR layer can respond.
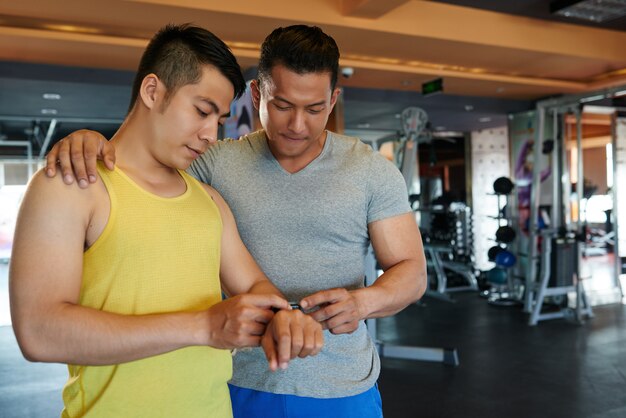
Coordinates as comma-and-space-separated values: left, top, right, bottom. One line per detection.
62, 162, 232, 418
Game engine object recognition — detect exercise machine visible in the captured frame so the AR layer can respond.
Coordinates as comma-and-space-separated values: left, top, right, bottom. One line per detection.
365, 107, 459, 366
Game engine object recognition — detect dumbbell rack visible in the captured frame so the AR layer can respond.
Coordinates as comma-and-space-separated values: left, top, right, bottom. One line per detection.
423, 203, 478, 300
486, 193, 520, 306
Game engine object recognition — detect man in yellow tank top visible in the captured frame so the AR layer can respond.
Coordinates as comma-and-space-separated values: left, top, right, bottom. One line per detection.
9, 24, 323, 418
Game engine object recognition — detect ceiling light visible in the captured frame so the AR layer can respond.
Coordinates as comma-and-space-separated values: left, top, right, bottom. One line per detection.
464, 105, 474, 112
42, 24, 102, 34
479, 117, 492, 123
496, 87, 505, 93
42, 93, 61, 100
580, 94, 606, 103
41, 108, 58, 115
582, 105, 616, 114
551, 0, 626, 23
435, 126, 446, 131
401, 80, 413, 87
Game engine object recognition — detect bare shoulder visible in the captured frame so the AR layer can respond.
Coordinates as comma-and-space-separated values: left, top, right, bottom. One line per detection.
22, 169, 105, 217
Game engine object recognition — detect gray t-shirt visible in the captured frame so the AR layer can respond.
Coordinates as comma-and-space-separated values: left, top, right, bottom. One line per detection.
189, 130, 411, 398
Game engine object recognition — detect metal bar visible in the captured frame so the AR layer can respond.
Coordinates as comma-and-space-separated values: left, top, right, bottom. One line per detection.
576, 109, 583, 230
561, 111, 572, 229
552, 109, 561, 229
613, 117, 625, 297
0, 115, 123, 124
38, 119, 58, 160
536, 85, 626, 110
529, 232, 551, 326
525, 107, 545, 313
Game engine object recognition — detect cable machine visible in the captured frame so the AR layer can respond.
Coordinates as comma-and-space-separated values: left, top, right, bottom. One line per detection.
524, 86, 626, 325
365, 107, 459, 366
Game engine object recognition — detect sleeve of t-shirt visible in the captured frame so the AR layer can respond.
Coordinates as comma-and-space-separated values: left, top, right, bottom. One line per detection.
366, 153, 412, 224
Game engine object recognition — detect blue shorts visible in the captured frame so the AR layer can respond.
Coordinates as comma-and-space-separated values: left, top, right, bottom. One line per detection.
228, 383, 383, 418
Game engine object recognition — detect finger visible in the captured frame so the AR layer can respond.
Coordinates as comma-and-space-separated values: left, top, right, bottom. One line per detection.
300, 323, 324, 357
253, 308, 275, 325
246, 321, 268, 337
289, 318, 304, 360
313, 327, 324, 356
84, 138, 101, 183
329, 321, 359, 335
244, 294, 290, 311
300, 288, 343, 310
261, 334, 279, 371
325, 311, 354, 331
308, 302, 343, 323
57, 139, 75, 185
70, 140, 90, 189
102, 140, 116, 171
45, 145, 60, 177
276, 323, 292, 370
297, 322, 317, 358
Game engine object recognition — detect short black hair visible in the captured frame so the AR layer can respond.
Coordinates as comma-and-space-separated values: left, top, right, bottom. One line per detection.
257, 25, 340, 91
128, 23, 246, 112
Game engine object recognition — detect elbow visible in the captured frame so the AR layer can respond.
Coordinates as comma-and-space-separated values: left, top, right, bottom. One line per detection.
12, 324, 54, 363
413, 264, 428, 303
14, 336, 42, 363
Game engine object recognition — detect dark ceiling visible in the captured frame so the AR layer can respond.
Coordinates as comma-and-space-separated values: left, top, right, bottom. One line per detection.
432, 0, 626, 32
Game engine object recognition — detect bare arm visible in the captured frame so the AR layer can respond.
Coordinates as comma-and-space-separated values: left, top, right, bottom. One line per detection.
45, 129, 116, 188
9, 172, 287, 366
300, 212, 427, 334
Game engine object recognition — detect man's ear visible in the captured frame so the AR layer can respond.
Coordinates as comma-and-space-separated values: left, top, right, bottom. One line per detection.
329, 87, 341, 111
250, 79, 261, 111
139, 74, 160, 110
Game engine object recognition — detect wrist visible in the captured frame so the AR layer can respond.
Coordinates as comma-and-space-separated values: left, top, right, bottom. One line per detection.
353, 287, 380, 320
191, 310, 212, 346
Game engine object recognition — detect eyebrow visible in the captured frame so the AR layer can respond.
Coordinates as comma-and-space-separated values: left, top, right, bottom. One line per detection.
274, 95, 326, 108
199, 98, 231, 118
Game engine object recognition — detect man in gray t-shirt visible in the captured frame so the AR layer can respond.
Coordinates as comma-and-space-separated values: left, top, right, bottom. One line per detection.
46, 25, 427, 418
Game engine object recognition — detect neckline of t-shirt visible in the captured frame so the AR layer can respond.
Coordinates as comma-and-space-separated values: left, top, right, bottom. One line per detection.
260, 130, 333, 176
111, 165, 192, 201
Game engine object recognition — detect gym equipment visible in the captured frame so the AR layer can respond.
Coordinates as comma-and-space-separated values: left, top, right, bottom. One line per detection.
487, 245, 504, 261
487, 267, 508, 285
520, 86, 626, 324
364, 107, 459, 366
482, 176, 522, 306
422, 202, 478, 301
493, 177, 514, 195
495, 250, 516, 268
541, 139, 554, 154
528, 229, 593, 326
495, 226, 516, 243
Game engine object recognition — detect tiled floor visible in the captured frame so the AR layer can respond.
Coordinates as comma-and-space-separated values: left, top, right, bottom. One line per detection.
1, 256, 625, 417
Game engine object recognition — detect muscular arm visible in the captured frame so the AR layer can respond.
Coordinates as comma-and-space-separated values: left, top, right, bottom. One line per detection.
10, 171, 216, 365
358, 212, 427, 317
301, 212, 427, 334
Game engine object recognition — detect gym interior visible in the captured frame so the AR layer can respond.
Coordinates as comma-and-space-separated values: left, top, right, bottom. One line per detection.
1, 1, 626, 417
